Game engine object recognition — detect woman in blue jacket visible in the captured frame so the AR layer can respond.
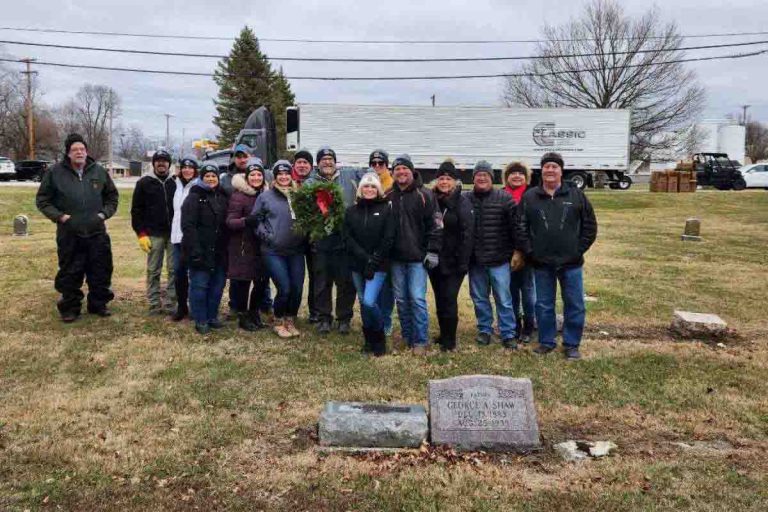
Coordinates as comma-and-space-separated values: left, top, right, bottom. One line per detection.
250, 160, 306, 339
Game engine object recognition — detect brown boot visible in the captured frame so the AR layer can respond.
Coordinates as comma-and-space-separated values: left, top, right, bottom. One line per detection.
285, 317, 300, 337
273, 318, 293, 339
412, 345, 428, 356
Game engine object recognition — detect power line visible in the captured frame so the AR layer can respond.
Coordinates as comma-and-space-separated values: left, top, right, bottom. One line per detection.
1, 38, 767, 62
3, 25, 768, 44
0, 47, 765, 81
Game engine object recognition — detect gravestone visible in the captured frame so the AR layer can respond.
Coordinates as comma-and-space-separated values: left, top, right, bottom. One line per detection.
681, 218, 701, 242
318, 401, 428, 448
670, 310, 727, 339
12, 214, 29, 236
429, 375, 541, 452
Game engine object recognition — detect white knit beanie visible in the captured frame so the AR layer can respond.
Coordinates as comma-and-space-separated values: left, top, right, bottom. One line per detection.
356, 170, 384, 199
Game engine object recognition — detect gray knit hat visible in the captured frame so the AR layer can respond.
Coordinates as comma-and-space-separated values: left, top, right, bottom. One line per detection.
473, 160, 494, 178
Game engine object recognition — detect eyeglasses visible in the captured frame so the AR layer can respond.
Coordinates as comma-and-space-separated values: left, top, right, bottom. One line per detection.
371, 161, 387, 167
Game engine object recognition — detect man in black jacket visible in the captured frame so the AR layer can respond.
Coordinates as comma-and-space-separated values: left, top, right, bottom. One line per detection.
466, 160, 519, 349
131, 149, 177, 314
36, 133, 119, 322
389, 154, 442, 355
516, 152, 597, 360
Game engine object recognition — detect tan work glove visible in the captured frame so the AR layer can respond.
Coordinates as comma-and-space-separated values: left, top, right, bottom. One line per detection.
511, 250, 525, 272
138, 235, 152, 253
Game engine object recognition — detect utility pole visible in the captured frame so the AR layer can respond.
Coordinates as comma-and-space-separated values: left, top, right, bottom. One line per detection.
108, 89, 114, 176
181, 127, 186, 158
431, 94, 436, 107
20, 58, 37, 160
741, 105, 751, 126
164, 113, 174, 148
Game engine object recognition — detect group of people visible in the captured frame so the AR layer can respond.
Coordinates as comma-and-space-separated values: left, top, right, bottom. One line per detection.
35, 133, 597, 360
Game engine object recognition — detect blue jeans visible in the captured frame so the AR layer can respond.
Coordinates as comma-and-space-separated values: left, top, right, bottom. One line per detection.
511, 266, 536, 326
390, 262, 429, 347
351, 271, 387, 331
263, 252, 305, 318
189, 266, 226, 324
377, 273, 395, 333
469, 263, 517, 340
534, 266, 585, 349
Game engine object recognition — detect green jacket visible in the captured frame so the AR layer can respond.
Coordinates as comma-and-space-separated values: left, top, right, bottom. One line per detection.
36, 156, 119, 237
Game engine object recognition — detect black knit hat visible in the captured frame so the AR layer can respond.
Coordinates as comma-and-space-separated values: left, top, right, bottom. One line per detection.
540, 152, 564, 169
391, 154, 414, 173
316, 146, 336, 163
199, 163, 219, 177
369, 149, 389, 166
179, 156, 199, 169
436, 160, 459, 180
152, 149, 172, 165
64, 133, 87, 154
293, 149, 313, 166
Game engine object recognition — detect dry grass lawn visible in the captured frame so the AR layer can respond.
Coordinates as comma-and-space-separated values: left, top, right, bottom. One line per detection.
0, 186, 767, 511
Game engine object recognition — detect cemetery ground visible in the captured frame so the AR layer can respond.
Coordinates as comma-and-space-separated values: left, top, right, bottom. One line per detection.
1, 187, 767, 511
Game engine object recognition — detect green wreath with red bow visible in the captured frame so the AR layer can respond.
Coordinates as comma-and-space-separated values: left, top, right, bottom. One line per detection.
291, 181, 346, 242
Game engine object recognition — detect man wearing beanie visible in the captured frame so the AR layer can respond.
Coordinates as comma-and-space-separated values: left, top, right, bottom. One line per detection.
466, 160, 519, 349
291, 148, 314, 186
36, 133, 119, 322
304, 146, 363, 334
131, 148, 177, 315
292, 148, 319, 323
516, 152, 597, 360
389, 154, 442, 355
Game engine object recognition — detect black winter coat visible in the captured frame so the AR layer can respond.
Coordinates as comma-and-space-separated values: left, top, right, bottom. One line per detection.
36, 156, 119, 238
130, 173, 176, 237
466, 188, 517, 267
433, 186, 474, 275
343, 198, 396, 274
181, 182, 229, 271
515, 183, 597, 270
389, 175, 442, 262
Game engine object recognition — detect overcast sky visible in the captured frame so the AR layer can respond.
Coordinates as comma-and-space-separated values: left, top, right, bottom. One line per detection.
1, 0, 767, 148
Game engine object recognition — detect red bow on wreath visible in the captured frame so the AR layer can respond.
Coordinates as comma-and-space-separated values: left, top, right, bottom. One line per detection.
315, 189, 334, 217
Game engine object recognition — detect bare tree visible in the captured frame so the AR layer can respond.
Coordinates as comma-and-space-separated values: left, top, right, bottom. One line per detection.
117, 125, 153, 161
65, 84, 121, 160
745, 121, 768, 163
502, 0, 705, 161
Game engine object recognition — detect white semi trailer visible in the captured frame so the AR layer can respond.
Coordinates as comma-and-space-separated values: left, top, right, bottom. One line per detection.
286, 103, 632, 189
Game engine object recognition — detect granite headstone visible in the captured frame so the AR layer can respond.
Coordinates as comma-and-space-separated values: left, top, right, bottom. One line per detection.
429, 375, 541, 452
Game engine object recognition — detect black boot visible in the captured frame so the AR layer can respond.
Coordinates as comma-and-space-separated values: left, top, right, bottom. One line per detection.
441, 315, 458, 352
249, 310, 265, 329
171, 305, 188, 322
372, 329, 387, 357
361, 327, 373, 354
238, 312, 258, 332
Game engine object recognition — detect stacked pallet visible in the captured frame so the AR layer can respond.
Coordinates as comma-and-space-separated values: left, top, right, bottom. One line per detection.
649, 164, 697, 193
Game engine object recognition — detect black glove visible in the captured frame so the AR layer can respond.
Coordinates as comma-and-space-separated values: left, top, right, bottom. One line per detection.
363, 259, 377, 280
245, 215, 259, 228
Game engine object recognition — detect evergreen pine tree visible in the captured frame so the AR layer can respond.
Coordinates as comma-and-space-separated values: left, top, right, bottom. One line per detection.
270, 67, 296, 159
213, 26, 294, 149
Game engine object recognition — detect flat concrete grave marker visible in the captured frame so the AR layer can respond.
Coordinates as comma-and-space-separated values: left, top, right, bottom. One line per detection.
429, 375, 541, 452
670, 310, 727, 339
318, 401, 428, 448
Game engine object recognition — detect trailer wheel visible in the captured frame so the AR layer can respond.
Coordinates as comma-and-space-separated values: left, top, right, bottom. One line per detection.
617, 175, 632, 190
568, 172, 588, 190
